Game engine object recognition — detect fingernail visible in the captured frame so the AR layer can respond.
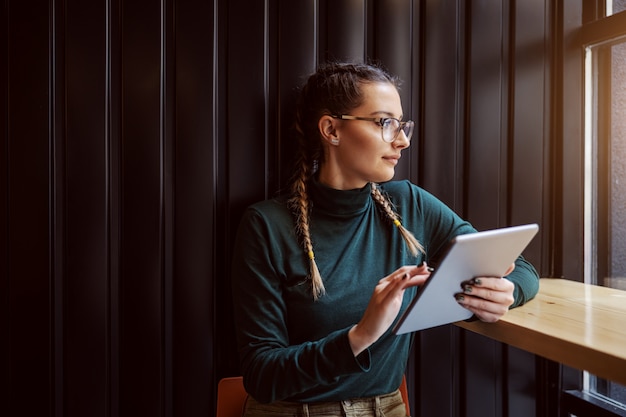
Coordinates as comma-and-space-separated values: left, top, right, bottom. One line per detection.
419, 260, 425, 267
473, 278, 482, 286
455, 294, 465, 302
427, 267, 435, 273
463, 285, 472, 293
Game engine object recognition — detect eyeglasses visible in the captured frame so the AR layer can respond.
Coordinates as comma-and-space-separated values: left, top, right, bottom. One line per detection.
331, 115, 414, 143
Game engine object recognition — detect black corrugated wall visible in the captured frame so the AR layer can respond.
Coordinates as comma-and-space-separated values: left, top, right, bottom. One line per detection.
1, 0, 557, 416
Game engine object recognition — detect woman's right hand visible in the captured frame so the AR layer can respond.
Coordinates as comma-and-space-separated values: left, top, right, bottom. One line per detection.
348, 264, 432, 356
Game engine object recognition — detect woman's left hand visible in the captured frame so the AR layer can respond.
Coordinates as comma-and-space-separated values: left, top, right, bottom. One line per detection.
455, 263, 516, 323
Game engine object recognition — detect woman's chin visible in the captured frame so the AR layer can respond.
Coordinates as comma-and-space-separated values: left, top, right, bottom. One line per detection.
372, 171, 395, 183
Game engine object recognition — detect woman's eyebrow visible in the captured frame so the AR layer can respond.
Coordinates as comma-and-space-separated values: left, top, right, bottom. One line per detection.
370, 110, 403, 119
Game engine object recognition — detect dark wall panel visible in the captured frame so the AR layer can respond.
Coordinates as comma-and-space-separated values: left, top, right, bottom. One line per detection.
508, 347, 540, 417
5, 1, 52, 416
507, 3, 551, 415
417, 326, 460, 417
326, 0, 367, 62
510, 0, 549, 265
463, 332, 504, 417
561, 0, 585, 283
421, 0, 465, 210
375, 0, 415, 182
220, 0, 269, 385
2, 0, 556, 416
64, 0, 108, 414
105, 1, 123, 415
173, 0, 216, 414
466, 0, 507, 229
227, 0, 268, 206
0, 0, 8, 409
416, 3, 465, 417
463, 2, 510, 415
119, 1, 164, 415
276, 0, 318, 191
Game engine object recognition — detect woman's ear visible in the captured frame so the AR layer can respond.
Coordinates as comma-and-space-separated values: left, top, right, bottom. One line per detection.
318, 115, 340, 145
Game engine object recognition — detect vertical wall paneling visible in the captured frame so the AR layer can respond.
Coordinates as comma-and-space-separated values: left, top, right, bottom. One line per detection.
509, 2, 551, 416
6, 1, 52, 416
51, 0, 66, 415
463, 332, 504, 417
210, 0, 226, 408
404, 3, 423, 412
420, 0, 464, 210
507, 347, 540, 417
219, 0, 267, 383
463, 2, 508, 415
2, 0, 558, 415
510, 0, 548, 263
417, 2, 464, 416
161, 0, 175, 415
409, 0, 423, 186
106, 0, 122, 414
276, 0, 318, 191
325, 0, 366, 63
542, 0, 559, 275
226, 0, 267, 206
466, 0, 507, 230
417, 326, 460, 417
64, 0, 109, 414
560, 0, 585, 282
0, 0, 8, 410
375, 0, 415, 181
174, 0, 216, 414
119, 1, 163, 415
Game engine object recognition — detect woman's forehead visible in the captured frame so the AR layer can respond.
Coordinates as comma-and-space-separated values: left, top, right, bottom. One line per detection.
355, 82, 403, 116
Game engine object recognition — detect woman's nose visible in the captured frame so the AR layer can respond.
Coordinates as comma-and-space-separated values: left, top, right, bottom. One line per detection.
394, 130, 411, 149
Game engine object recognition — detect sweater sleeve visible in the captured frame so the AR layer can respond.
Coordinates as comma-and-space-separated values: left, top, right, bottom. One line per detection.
507, 255, 540, 307
230, 207, 370, 403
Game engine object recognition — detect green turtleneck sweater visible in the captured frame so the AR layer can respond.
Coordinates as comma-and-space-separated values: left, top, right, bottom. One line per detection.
231, 180, 539, 404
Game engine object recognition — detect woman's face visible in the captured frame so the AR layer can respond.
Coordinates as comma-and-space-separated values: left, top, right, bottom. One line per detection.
318, 81, 410, 190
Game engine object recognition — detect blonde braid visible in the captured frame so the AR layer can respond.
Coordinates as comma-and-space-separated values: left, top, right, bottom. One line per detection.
288, 173, 325, 300
371, 183, 424, 257
288, 101, 325, 300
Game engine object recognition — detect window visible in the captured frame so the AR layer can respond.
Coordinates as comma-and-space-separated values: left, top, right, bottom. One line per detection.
583, 7, 626, 413
607, 0, 626, 16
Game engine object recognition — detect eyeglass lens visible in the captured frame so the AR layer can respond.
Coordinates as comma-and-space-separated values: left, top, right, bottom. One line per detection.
383, 119, 414, 142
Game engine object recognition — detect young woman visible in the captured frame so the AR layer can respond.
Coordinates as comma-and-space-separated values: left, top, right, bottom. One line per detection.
231, 62, 539, 416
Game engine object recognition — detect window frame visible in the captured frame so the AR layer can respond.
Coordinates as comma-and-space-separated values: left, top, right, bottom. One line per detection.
559, 1, 626, 415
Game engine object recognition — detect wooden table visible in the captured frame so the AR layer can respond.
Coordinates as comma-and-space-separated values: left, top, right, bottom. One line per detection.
456, 278, 626, 386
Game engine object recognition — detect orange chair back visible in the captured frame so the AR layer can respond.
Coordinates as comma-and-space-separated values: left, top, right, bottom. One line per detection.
216, 375, 411, 417
216, 376, 247, 417
399, 374, 411, 416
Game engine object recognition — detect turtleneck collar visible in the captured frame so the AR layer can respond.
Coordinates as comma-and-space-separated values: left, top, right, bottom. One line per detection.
308, 178, 373, 215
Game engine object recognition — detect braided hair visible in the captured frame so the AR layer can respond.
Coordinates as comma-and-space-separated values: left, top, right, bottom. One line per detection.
288, 62, 424, 300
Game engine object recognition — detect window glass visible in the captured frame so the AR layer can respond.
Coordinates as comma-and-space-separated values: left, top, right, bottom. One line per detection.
607, 41, 626, 290
585, 36, 626, 410
607, 0, 626, 16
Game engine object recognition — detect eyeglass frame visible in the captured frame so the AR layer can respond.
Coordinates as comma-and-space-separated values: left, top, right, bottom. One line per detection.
330, 114, 414, 143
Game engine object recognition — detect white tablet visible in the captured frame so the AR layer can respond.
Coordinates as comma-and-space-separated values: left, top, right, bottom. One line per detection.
393, 223, 539, 334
